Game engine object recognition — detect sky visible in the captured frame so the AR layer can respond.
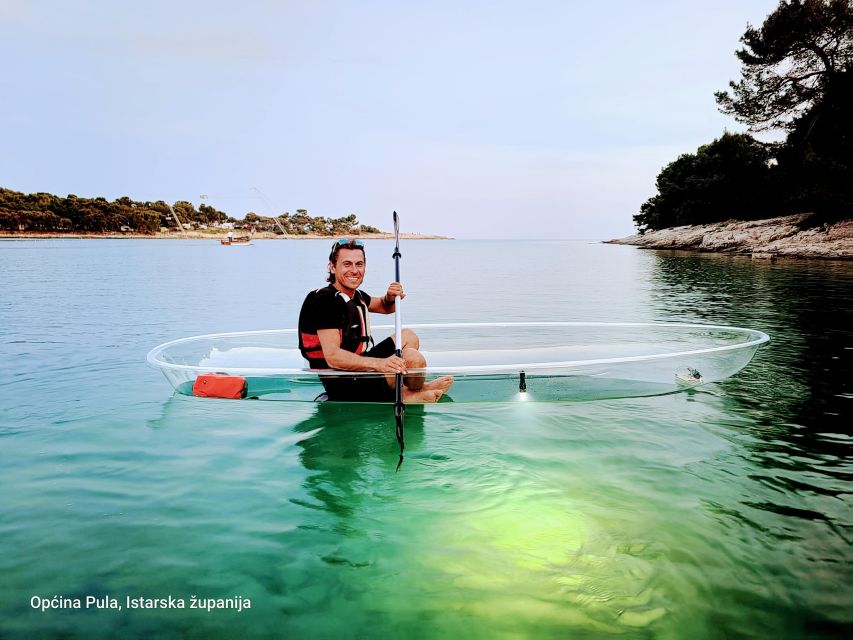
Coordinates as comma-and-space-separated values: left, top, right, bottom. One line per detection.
0, 0, 779, 239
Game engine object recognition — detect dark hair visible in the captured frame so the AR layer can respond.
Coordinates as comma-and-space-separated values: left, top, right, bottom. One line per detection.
327, 239, 366, 284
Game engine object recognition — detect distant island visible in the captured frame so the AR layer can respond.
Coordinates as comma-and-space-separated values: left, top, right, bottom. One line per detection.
628, 1, 851, 256
0, 187, 447, 239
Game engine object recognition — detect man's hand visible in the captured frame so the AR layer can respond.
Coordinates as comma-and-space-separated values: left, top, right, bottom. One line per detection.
374, 355, 408, 374
384, 282, 405, 305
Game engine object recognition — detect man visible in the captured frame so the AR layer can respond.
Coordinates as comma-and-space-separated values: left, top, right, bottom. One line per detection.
298, 239, 453, 402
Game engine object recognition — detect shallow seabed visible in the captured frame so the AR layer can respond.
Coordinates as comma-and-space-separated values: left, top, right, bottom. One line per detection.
1, 239, 851, 639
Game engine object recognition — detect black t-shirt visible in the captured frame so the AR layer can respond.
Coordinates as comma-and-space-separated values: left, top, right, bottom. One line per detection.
298, 285, 372, 367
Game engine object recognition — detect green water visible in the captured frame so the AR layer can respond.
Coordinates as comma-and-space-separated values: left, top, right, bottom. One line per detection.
1, 240, 850, 638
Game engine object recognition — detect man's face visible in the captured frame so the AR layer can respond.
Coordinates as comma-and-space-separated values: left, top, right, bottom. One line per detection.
330, 248, 366, 291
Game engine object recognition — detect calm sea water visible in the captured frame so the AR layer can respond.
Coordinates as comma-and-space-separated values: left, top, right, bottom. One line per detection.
1, 239, 850, 639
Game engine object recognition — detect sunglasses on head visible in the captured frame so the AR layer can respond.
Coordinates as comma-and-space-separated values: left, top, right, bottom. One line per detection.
331, 238, 364, 251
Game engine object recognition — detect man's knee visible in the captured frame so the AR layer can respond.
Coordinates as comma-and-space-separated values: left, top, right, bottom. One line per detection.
403, 348, 425, 368
401, 328, 420, 350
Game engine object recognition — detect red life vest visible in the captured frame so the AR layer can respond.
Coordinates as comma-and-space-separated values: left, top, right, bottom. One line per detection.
298, 286, 373, 366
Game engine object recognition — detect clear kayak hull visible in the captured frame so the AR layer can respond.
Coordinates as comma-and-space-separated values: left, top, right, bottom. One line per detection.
146, 323, 769, 403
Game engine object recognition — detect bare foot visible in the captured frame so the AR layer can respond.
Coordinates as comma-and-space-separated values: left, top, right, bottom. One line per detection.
402, 387, 443, 403
401, 377, 454, 403
423, 376, 454, 393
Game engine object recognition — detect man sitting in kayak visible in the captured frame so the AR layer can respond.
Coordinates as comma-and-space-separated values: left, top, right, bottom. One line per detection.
298, 239, 453, 402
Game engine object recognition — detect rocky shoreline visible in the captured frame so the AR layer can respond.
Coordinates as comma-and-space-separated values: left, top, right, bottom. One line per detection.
606, 213, 853, 260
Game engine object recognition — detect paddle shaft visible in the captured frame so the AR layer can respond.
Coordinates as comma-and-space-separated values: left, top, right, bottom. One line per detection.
394, 257, 402, 353
392, 212, 404, 455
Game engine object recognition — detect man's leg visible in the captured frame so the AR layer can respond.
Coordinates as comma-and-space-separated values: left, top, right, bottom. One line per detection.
399, 328, 420, 351
388, 330, 454, 401
387, 329, 427, 390
402, 348, 426, 390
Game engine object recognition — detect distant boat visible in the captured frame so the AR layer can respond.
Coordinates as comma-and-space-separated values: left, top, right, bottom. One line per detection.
221, 228, 255, 246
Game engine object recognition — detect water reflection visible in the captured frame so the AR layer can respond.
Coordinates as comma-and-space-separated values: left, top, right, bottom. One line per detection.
648, 251, 852, 440
647, 250, 853, 554
291, 402, 426, 528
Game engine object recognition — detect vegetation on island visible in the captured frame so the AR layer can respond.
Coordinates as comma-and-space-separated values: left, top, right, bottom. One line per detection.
0, 189, 381, 236
635, 0, 853, 233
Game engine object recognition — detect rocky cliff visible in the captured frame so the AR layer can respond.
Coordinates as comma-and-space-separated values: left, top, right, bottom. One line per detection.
607, 214, 853, 260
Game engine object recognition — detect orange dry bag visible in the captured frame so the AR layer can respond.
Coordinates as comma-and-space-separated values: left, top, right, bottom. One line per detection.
192, 373, 248, 399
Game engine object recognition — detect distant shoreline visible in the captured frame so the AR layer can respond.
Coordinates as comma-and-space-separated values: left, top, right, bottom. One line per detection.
0, 231, 452, 240
606, 213, 852, 260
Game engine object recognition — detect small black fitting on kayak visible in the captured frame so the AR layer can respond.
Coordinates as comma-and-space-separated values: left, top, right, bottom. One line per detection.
519, 370, 527, 393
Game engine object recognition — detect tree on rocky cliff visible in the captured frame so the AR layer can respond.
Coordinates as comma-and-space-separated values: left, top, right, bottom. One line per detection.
636, 0, 852, 232
633, 133, 774, 233
715, 0, 853, 132
776, 68, 853, 216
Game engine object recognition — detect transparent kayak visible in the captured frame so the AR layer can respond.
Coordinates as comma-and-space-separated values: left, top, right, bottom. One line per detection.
146, 322, 769, 403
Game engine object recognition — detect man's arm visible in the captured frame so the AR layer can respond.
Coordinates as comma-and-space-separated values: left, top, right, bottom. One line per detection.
317, 329, 406, 374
